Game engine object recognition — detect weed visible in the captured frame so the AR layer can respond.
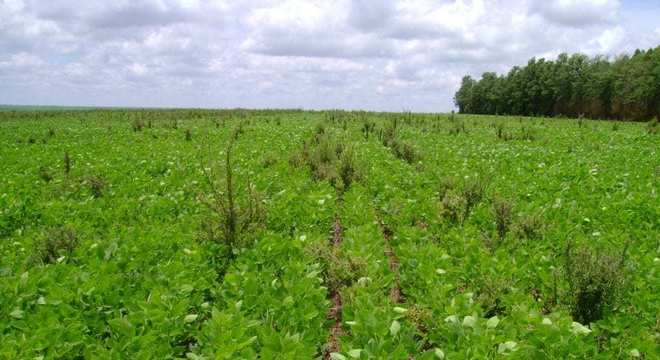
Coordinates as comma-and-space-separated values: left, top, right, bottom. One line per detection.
31, 226, 78, 265
38, 166, 53, 183
463, 177, 487, 218
232, 124, 244, 140
185, 129, 192, 141
305, 241, 366, 289
448, 120, 467, 135
132, 119, 144, 132
89, 175, 105, 198
519, 126, 535, 141
361, 121, 376, 140
564, 241, 630, 324
647, 117, 658, 135
261, 153, 277, 168
437, 176, 456, 200
495, 123, 513, 140
440, 191, 467, 224
64, 152, 71, 176
474, 274, 511, 317
338, 147, 358, 192
514, 213, 544, 240
492, 197, 514, 239
199, 136, 265, 265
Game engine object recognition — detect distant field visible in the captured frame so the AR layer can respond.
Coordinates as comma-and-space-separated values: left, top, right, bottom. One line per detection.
0, 109, 658, 358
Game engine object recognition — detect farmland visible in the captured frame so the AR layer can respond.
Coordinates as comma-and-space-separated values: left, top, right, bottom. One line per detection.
0, 109, 658, 359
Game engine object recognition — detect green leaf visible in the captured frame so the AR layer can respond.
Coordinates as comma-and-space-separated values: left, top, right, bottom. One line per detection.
330, 353, 347, 360
498, 341, 518, 354
389, 320, 401, 336
462, 315, 476, 328
348, 349, 362, 358
10, 308, 24, 319
486, 316, 499, 329
184, 314, 198, 323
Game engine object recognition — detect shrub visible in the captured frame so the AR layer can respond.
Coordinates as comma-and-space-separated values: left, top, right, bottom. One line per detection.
564, 241, 630, 324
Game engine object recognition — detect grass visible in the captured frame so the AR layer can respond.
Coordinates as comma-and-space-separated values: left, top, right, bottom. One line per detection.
0, 109, 657, 358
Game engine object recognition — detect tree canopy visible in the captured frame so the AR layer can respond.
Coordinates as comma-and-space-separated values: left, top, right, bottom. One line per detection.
454, 47, 660, 121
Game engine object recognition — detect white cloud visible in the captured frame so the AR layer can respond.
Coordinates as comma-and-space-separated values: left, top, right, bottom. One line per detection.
593, 26, 625, 53
0, 0, 656, 111
529, 0, 620, 27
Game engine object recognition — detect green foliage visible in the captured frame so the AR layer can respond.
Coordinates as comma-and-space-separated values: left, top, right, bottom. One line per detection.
0, 108, 656, 358
455, 47, 660, 121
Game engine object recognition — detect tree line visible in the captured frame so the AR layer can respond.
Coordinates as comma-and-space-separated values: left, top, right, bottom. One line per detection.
454, 46, 660, 121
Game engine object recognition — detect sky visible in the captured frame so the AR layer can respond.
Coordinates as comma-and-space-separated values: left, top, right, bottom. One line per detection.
0, 0, 659, 112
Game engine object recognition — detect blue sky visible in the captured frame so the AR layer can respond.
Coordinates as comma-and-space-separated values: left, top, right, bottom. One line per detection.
0, 0, 658, 112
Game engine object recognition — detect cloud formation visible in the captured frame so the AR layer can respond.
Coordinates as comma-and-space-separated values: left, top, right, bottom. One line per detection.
1, 0, 658, 111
